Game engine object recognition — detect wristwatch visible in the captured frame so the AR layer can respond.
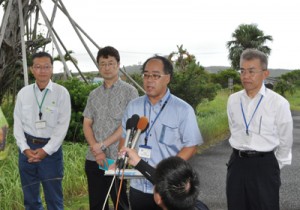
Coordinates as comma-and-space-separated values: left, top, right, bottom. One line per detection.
100, 143, 107, 152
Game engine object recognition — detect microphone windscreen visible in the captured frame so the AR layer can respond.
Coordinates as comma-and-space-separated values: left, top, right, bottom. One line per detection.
131, 114, 140, 129
137, 116, 149, 131
126, 118, 131, 130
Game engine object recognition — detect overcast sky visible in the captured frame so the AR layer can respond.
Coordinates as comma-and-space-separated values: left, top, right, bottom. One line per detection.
1, 0, 299, 73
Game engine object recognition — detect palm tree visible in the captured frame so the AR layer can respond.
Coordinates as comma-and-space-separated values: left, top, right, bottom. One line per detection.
226, 24, 273, 70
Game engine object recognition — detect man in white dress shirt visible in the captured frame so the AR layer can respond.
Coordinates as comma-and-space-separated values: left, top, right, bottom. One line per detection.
14, 52, 71, 210
226, 48, 293, 210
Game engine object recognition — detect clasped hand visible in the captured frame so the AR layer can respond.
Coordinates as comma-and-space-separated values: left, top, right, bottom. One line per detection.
24, 148, 47, 163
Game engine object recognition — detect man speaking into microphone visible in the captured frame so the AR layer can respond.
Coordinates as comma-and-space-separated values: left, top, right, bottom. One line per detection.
120, 55, 203, 210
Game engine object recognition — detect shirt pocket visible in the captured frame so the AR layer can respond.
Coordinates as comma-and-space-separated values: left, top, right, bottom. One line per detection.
44, 106, 58, 128
158, 123, 181, 148
260, 115, 276, 135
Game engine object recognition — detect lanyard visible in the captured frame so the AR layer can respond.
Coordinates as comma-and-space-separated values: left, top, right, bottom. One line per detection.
240, 95, 263, 135
33, 85, 49, 120
143, 94, 171, 145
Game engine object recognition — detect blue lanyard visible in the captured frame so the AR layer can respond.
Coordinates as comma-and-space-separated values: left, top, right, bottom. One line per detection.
240, 95, 263, 135
143, 94, 171, 145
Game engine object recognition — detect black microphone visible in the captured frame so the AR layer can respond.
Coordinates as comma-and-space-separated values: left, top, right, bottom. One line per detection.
117, 114, 139, 169
126, 114, 139, 148
124, 117, 133, 149
123, 116, 149, 166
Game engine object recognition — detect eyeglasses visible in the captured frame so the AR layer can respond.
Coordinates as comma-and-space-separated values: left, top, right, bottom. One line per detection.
238, 69, 265, 77
33, 65, 52, 71
142, 73, 169, 80
99, 62, 117, 69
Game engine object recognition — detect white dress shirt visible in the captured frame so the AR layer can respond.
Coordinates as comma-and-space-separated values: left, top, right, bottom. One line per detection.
14, 80, 71, 155
227, 84, 293, 168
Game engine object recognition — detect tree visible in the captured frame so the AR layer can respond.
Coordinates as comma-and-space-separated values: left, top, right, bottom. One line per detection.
274, 79, 295, 97
0, 0, 51, 103
169, 62, 218, 110
168, 45, 196, 71
210, 68, 241, 88
226, 24, 273, 70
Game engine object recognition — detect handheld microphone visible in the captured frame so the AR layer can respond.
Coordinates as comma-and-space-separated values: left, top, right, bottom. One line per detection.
117, 114, 140, 169
123, 118, 132, 149
123, 117, 149, 166
126, 114, 139, 148
130, 116, 149, 149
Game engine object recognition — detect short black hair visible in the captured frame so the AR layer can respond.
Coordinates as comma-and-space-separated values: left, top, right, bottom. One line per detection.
142, 55, 173, 79
32, 52, 53, 65
96, 46, 120, 63
154, 156, 200, 210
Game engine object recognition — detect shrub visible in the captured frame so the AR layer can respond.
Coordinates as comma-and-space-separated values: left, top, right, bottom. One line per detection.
57, 79, 99, 143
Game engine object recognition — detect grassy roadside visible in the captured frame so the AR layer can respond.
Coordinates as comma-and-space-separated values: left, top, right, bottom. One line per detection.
1, 88, 300, 209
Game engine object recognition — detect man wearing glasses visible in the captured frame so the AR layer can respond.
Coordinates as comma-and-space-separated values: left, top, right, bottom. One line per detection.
226, 49, 293, 210
121, 55, 202, 210
14, 52, 71, 209
83, 46, 138, 210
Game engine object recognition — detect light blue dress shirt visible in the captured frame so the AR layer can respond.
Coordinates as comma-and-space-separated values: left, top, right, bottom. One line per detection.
122, 89, 202, 194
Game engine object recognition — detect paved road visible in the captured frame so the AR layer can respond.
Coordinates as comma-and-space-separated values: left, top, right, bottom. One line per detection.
190, 111, 300, 210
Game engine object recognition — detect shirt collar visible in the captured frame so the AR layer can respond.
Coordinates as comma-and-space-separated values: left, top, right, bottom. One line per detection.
102, 79, 121, 90
242, 83, 266, 99
34, 80, 53, 92
146, 88, 171, 107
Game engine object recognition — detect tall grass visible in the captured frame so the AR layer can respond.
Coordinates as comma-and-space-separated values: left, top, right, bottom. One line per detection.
0, 132, 88, 210
1, 88, 300, 209
286, 89, 300, 111
196, 90, 230, 153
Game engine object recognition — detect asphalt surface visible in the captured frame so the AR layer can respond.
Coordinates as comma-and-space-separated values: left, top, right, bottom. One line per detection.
190, 111, 300, 210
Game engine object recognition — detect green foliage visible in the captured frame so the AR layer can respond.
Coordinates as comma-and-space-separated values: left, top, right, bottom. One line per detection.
233, 84, 243, 92
273, 70, 300, 97
210, 68, 241, 88
168, 45, 196, 71
196, 90, 230, 152
227, 23, 273, 70
169, 62, 218, 109
126, 73, 144, 96
280, 70, 300, 87
57, 78, 100, 142
0, 130, 88, 210
274, 79, 296, 97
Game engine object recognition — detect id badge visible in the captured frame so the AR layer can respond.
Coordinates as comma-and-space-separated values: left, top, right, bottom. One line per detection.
138, 145, 152, 159
35, 121, 46, 129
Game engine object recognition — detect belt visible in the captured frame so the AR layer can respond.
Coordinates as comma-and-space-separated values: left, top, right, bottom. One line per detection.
233, 148, 273, 158
25, 133, 50, 145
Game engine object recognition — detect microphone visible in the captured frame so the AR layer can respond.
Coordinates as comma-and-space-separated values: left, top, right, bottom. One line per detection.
117, 114, 140, 169
126, 114, 139, 148
130, 116, 149, 149
123, 118, 132, 149
123, 117, 149, 167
